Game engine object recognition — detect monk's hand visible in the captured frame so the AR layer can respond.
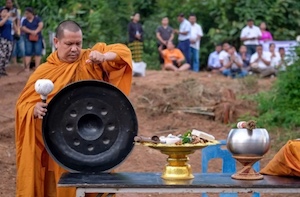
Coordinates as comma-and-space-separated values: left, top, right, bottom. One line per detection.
34, 102, 48, 119
86, 51, 106, 64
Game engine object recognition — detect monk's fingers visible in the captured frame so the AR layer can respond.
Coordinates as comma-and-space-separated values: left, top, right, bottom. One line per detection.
33, 102, 48, 119
38, 114, 44, 119
37, 107, 47, 113
36, 102, 48, 109
95, 54, 106, 63
41, 103, 48, 108
41, 107, 47, 113
88, 51, 105, 63
89, 51, 99, 60
37, 109, 47, 116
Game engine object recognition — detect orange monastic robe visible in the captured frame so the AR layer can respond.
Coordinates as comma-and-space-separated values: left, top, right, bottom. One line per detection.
15, 43, 132, 197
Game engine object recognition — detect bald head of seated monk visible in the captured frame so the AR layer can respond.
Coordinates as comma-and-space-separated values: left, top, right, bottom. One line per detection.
15, 20, 132, 197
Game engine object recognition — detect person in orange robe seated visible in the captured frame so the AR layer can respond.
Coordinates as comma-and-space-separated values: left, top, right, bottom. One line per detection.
15, 20, 133, 197
159, 41, 190, 71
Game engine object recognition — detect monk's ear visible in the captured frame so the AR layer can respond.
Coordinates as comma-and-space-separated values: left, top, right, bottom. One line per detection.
53, 37, 59, 49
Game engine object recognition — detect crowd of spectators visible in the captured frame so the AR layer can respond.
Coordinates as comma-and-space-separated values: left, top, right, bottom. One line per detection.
128, 12, 292, 78
0, 0, 44, 77
207, 19, 292, 78
129, 13, 203, 73
1, 5, 295, 79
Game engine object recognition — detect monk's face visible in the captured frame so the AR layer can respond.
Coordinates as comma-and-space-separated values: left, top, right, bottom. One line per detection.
54, 29, 82, 63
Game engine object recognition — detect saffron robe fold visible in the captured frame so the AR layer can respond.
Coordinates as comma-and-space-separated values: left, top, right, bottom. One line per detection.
260, 140, 300, 177
15, 43, 132, 197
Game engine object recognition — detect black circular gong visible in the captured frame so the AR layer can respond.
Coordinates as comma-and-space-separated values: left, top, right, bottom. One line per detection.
42, 80, 138, 172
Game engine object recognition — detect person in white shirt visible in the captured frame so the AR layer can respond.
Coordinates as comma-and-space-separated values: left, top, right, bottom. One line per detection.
240, 19, 262, 56
250, 44, 276, 78
219, 42, 230, 67
174, 13, 191, 64
269, 43, 281, 68
276, 47, 293, 72
207, 44, 222, 72
188, 14, 203, 72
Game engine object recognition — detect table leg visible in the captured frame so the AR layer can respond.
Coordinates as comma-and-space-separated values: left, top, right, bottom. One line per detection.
76, 188, 85, 197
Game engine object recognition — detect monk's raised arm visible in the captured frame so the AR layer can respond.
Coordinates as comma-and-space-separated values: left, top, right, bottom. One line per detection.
92, 43, 132, 72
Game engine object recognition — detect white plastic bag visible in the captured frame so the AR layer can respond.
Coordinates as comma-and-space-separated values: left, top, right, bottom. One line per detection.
132, 61, 146, 77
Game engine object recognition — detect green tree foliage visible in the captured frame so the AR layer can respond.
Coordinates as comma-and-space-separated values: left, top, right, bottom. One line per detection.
13, 0, 300, 69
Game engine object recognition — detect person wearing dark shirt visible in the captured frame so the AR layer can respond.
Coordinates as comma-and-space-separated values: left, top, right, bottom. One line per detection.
3, 0, 20, 37
127, 13, 143, 62
238, 45, 251, 70
156, 17, 174, 68
21, 7, 43, 72
4, 0, 25, 67
0, 7, 16, 76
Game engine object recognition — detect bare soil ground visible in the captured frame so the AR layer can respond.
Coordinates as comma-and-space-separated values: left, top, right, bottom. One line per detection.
0, 66, 296, 197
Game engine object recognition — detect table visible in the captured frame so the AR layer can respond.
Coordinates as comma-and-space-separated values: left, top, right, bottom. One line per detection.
58, 172, 300, 197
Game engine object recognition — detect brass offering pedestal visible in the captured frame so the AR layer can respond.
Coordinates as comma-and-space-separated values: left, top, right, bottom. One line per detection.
141, 142, 218, 181
160, 148, 195, 180
232, 155, 264, 180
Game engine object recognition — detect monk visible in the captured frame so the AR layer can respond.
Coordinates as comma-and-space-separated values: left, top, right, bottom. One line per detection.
15, 20, 133, 197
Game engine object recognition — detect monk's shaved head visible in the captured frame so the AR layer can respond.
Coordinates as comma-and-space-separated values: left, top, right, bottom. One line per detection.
55, 20, 82, 39
54, 20, 83, 63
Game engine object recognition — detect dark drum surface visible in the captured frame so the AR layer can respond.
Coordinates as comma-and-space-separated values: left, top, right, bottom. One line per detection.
43, 80, 138, 172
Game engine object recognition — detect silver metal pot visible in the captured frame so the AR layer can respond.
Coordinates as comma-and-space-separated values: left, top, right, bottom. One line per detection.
227, 128, 270, 156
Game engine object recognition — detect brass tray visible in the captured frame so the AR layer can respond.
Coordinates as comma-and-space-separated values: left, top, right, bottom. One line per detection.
138, 140, 219, 181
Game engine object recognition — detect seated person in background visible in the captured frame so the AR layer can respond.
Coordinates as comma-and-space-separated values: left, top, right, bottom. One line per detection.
250, 44, 276, 78
159, 41, 190, 71
276, 47, 292, 72
238, 45, 251, 70
207, 44, 223, 72
219, 42, 230, 67
156, 17, 174, 69
222, 46, 247, 78
269, 43, 280, 67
